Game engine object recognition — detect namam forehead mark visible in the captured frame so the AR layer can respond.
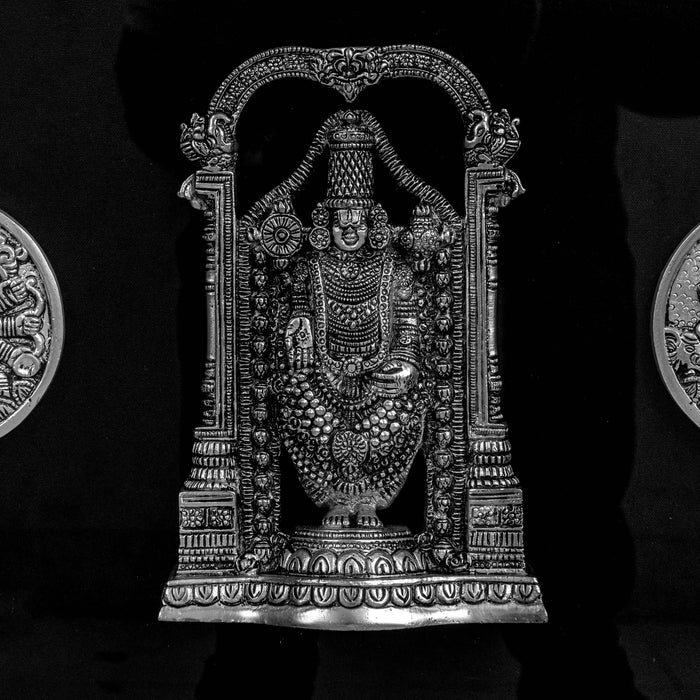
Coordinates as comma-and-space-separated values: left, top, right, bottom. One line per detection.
332, 207, 368, 252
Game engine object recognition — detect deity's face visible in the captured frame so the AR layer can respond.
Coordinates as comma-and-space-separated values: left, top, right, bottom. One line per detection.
332, 208, 368, 252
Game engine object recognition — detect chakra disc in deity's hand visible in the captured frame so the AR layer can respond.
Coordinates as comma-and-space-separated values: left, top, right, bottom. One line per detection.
0, 209, 63, 437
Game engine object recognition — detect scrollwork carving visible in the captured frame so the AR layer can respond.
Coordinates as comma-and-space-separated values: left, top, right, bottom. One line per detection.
312, 47, 390, 102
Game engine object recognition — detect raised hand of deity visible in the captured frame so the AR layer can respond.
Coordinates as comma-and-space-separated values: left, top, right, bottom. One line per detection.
284, 316, 313, 369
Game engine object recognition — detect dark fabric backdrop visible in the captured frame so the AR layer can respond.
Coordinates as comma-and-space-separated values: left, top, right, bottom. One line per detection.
1, 1, 699, 697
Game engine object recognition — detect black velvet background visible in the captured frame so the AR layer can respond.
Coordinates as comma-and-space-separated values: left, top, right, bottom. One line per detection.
1, 1, 699, 697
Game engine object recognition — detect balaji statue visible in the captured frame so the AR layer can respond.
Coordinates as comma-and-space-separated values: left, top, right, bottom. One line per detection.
161, 46, 547, 628
278, 112, 429, 529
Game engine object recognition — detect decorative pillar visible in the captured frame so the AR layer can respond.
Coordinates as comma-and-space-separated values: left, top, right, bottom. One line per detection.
174, 114, 241, 573
464, 109, 527, 572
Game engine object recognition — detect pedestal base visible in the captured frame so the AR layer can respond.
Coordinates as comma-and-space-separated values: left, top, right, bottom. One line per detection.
159, 572, 546, 629
289, 525, 415, 554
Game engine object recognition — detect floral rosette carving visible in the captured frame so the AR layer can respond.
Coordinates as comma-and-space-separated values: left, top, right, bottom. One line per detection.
313, 47, 390, 102
331, 429, 369, 480
260, 213, 303, 258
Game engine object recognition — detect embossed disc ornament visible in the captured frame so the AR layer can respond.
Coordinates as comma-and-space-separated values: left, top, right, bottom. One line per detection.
653, 222, 700, 426
0, 210, 63, 437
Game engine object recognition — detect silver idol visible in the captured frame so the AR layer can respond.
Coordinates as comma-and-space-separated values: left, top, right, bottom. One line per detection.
160, 45, 547, 629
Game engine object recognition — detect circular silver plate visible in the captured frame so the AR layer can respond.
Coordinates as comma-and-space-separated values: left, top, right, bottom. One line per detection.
653, 221, 700, 427
0, 210, 63, 437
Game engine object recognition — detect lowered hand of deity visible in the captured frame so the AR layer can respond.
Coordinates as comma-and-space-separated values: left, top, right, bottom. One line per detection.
371, 358, 418, 396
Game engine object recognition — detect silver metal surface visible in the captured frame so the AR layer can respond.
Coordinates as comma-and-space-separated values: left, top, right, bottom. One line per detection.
160, 572, 544, 628
161, 45, 546, 628
0, 209, 62, 437
653, 222, 700, 426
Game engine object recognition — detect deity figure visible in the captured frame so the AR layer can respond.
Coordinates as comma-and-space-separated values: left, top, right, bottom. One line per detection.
277, 111, 430, 528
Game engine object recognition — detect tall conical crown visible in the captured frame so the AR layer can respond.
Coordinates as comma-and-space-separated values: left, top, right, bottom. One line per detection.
325, 111, 375, 209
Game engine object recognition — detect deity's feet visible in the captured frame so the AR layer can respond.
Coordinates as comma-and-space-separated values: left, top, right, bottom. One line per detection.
356, 505, 382, 528
322, 505, 352, 528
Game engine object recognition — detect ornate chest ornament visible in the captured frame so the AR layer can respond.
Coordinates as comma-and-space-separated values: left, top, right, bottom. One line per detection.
160, 45, 546, 627
654, 222, 700, 426
0, 209, 62, 437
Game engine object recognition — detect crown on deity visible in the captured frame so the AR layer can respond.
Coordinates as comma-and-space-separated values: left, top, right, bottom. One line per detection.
324, 111, 376, 210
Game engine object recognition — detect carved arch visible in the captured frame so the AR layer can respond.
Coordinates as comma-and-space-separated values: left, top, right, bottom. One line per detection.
208, 45, 490, 126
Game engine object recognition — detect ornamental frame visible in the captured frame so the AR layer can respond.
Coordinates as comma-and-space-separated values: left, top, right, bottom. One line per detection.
161, 45, 546, 627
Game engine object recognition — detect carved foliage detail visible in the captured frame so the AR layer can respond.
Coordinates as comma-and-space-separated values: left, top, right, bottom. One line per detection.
209, 46, 490, 123
162, 578, 542, 610
279, 546, 426, 576
180, 508, 206, 529
471, 504, 523, 528
180, 506, 235, 530
312, 47, 390, 102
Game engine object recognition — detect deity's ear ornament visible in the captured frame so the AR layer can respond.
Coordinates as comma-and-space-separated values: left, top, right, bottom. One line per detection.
308, 204, 331, 250
368, 204, 390, 250
160, 45, 547, 628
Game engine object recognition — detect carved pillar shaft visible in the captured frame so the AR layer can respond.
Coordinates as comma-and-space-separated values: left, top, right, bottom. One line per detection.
176, 169, 240, 572
180, 171, 237, 486
465, 165, 524, 572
